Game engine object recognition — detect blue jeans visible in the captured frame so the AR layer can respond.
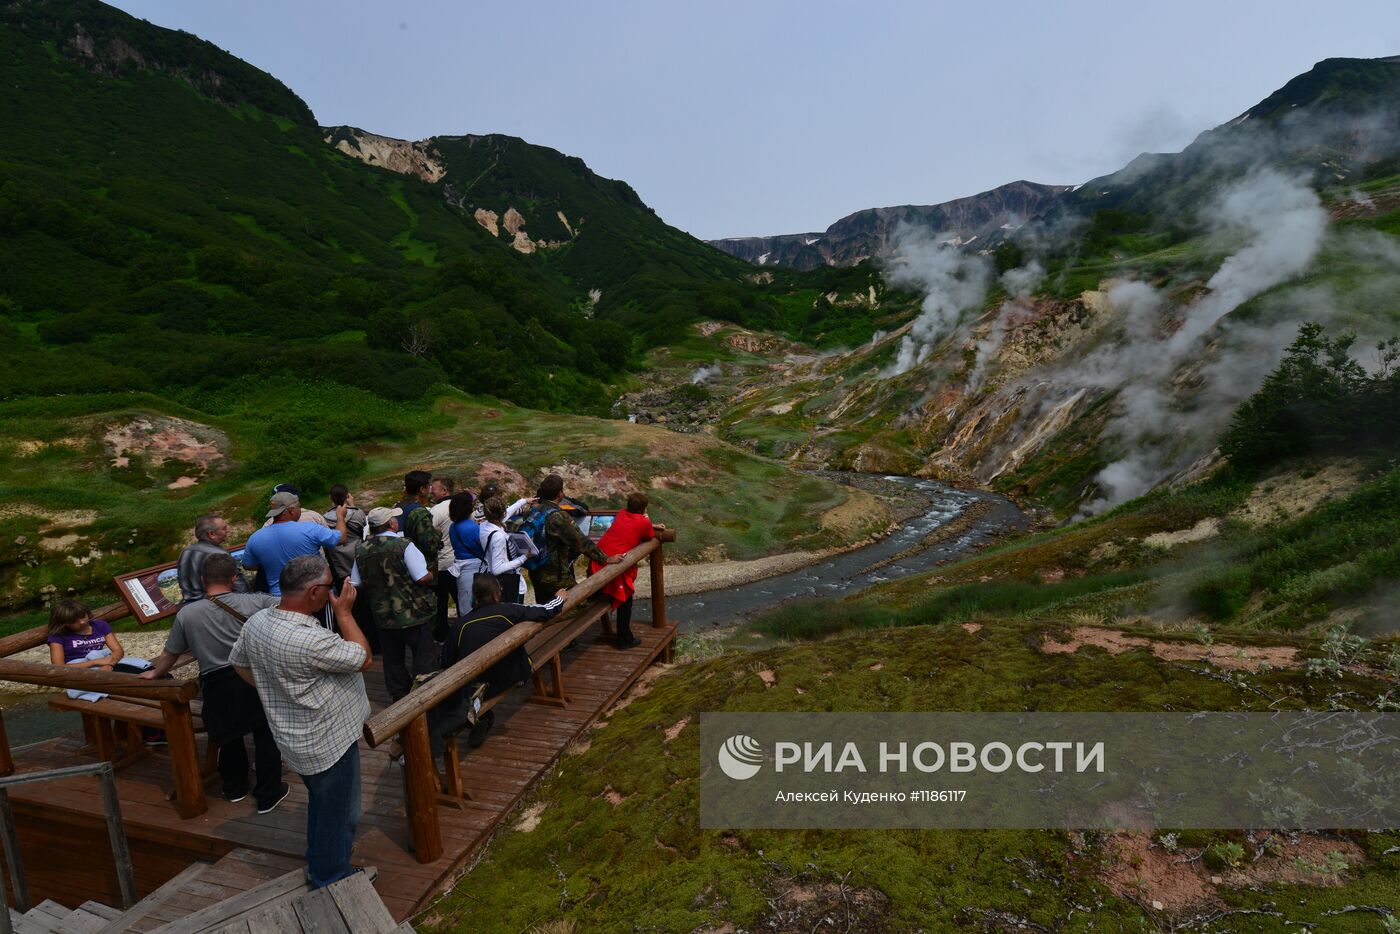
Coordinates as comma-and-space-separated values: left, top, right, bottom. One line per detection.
300, 742, 361, 889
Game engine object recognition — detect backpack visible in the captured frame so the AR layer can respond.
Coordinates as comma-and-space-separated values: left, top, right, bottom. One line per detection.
510, 503, 558, 571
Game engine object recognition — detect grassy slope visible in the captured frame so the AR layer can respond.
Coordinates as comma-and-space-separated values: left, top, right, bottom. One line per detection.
423, 622, 1399, 932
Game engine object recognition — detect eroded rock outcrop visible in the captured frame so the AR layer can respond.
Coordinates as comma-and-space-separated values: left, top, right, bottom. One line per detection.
323, 127, 446, 183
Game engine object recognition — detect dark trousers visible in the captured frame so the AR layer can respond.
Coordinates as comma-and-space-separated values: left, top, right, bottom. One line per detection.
496, 572, 521, 604
301, 742, 360, 889
200, 667, 282, 807
433, 572, 455, 640
530, 570, 572, 602
351, 585, 380, 656
379, 623, 438, 701
616, 595, 635, 642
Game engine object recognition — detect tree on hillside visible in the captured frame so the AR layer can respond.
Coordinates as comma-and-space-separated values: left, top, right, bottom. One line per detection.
1220, 322, 1400, 470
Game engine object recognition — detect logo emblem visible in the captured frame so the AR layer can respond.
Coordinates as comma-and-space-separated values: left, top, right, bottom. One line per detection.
717, 734, 764, 780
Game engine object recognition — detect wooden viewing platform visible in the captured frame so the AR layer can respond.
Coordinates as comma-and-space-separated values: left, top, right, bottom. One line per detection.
0, 526, 678, 928
3, 623, 675, 924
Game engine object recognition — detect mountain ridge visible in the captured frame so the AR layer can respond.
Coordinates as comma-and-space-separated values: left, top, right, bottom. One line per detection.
708, 180, 1072, 270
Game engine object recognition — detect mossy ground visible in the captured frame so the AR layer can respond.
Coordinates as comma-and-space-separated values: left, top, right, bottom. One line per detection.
419, 622, 1400, 933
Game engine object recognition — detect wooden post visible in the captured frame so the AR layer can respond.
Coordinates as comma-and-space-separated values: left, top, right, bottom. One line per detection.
96, 763, 137, 909
0, 789, 28, 912
0, 712, 12, 778
401, 715, 442, 863
649, 543, 667, 629
93, 716, 117, 764
160, 700, 207, 819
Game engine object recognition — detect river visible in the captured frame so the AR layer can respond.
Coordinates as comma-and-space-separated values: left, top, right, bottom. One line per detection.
635, 475, 1030, 628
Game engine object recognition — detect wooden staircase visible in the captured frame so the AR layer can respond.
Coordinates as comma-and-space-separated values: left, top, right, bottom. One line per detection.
6, 850, 409, 934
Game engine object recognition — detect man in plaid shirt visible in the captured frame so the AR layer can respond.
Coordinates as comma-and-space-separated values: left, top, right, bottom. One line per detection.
231, 554, 372, 889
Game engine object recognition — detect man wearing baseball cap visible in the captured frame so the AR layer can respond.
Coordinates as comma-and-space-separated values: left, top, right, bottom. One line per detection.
241, 492, 349, 598
348, 506, 438, 701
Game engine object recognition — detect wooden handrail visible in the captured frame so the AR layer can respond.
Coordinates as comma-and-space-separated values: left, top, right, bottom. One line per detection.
362, 537, 662, 747
0, 658, 197, 701
0, 601, 131, 659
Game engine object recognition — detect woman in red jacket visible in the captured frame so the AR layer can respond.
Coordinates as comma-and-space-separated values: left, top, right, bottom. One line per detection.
590, 492, 659, 649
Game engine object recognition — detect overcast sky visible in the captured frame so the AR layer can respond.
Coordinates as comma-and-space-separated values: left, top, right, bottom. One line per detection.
110, 1, 1400, 240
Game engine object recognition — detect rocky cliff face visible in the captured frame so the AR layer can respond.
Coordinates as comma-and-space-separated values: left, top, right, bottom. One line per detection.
709, 180, 1073, 270
322, 126, 446, 183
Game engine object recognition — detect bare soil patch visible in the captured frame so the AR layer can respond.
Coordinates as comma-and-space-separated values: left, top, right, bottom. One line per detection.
1143, 517, 1220, 550
473, 460, 527, 496
512, 801, 547, 833
1040, 627, 1300, 673
1233, 461, 1369, 526
102, 416, 227, 487
539, 461, 635, 499
756, 871, 892, 932
1101, 831, 1365, 915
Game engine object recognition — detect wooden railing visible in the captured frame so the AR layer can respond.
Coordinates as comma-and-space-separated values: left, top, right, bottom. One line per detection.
0, 604, 208, 817
0, 526, 675, 844
362, 529, 675, 863
0, 760, 137, 930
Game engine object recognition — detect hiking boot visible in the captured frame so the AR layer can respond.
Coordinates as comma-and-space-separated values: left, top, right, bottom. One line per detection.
467, 710, 495, 749
257, 783, 291, 815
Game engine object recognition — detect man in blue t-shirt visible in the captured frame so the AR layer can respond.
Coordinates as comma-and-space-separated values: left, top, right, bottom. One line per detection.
241, 492, 348, 595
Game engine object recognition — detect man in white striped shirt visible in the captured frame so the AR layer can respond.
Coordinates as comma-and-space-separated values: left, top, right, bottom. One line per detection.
230, 554, 372, 889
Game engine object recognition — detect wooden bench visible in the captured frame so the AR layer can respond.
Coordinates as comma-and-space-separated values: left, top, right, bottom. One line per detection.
48, 695, 217, 807
436, 598, 612, 803
524, 597, 612, 708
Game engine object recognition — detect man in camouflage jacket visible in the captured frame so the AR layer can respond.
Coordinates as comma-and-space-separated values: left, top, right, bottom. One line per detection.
395, 470, 443, 573
527, 474, 620, 598
350, 506, 438, 701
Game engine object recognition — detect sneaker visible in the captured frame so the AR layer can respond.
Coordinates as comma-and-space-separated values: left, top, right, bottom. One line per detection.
143, 728, 168, 747
224, 790, 248, 804
257, 783, 291, 815
616, 635, 641, 650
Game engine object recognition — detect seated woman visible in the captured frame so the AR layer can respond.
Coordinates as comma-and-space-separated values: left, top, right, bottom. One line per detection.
46, 600, 155, 711
589, 492, 661, 649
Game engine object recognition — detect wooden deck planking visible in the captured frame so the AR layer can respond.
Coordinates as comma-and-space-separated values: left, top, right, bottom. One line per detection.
5, 621, 675, 923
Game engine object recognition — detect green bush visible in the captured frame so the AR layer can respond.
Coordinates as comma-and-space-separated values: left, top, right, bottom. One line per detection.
1187, 565, 1253, 620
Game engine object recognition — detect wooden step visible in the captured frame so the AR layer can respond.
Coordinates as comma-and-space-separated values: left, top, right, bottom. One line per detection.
98, 862, 211, 934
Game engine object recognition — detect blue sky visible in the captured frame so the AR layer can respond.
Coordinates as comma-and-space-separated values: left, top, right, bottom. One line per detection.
110, 1, 1400, 240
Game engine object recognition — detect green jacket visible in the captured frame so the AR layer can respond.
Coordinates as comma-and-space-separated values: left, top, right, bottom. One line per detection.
355, 536, 435, 630
400, 504, 441, 568
533, 505, 608, 588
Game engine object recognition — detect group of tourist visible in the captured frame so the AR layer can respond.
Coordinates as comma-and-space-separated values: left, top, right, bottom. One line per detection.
47, 470, 660, 890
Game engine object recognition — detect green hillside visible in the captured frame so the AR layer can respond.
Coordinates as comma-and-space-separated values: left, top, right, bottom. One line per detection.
0, 0, 839, 418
